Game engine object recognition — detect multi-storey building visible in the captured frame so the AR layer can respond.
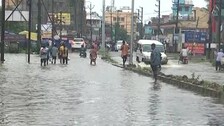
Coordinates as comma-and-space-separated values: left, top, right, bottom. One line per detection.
172, 0, 195, 20
105, 6, 138, 36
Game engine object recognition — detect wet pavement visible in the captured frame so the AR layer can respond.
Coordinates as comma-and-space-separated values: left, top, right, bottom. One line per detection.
110, 52, 224, 85
1, 53, 224, 125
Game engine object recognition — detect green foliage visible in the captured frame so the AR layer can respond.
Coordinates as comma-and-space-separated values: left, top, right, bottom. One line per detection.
114, 22, 128, 41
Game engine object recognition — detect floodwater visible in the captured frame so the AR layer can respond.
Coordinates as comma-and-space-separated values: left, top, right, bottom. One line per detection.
0, 53, 224, 126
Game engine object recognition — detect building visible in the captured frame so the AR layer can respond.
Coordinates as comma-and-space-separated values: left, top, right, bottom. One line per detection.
30, 0, 86, 36
105, 6, 138, 36
86, 12, 101, 42
172, 0, 194, 21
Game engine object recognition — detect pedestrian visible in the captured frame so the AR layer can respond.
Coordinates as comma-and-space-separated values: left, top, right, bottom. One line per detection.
51, 44, 58, 64
62, 44, 69, 64
120, 40, 129, 67
150, 43, 162, 83
39, 45, 47, 66
215, 49, 224, 71
90, 45, 97, 65
59, 42, 64, 64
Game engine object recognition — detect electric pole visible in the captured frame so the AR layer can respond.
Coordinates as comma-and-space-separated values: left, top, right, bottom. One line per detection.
88, 2, 95, 43
28, 0, 32, 63
60, 11, 62, 40
155, 0, 161, 41
218, 0, 222, 50
37, 0, 42, 48
102, 0, 106, 54
129, 0, 134, 65
208, 0, 214, 59
140, 7, 143, 39
1, 0, 5, 63
175, 0, 180, 53
51, 0, 55, 45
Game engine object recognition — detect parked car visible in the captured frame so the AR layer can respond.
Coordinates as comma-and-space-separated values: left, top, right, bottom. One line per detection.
114, 40, 123, 52
136, 39, 168, 64
71, 38, 85, 52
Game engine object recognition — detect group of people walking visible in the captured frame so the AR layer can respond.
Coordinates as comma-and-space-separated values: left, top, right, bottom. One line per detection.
39, 42, 69, 66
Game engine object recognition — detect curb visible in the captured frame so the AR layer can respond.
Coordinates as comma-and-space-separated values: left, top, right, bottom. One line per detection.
111, 63, 223, 99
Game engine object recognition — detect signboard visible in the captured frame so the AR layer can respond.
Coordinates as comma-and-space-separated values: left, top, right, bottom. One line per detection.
5, 10, 29, 21
4, 34, 26, 42
56, 13, 71, 25
184, 43, 205, 55
185, 31, 208, 43
144, 25, 152, 35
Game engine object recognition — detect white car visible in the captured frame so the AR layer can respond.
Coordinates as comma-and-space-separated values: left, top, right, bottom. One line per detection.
115, 40, 123, 51
71, 38, 85, 51
136, 39, 168, 64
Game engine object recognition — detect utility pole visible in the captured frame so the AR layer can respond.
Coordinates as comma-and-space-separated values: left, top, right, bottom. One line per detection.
102, 0, 106, 54
140, 7, 143, 39
137, 9, 140, 40
208, 0, 214, 59
1, 0, 5, 63
110, 7, 113, 43
28, 0, 32, 63
60, 11, 62, 40
175, 0, 180, 53
155, 0, 161, 40
218, 0, 222, 50
37, 0, 42, 48
88, 2, 95, 43
51, 0, 54, 45
129, 0, 134, 65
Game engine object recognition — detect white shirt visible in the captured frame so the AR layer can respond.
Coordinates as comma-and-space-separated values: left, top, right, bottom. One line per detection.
181, 49, 188, 57
216, 52, 224, 61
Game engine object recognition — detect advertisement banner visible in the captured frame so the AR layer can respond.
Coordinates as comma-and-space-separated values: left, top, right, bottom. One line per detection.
184, 43, 205, 55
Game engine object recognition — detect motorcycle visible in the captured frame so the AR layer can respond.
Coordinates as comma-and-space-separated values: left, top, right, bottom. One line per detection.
178, 56, 188, 64
80, 50, 87, 58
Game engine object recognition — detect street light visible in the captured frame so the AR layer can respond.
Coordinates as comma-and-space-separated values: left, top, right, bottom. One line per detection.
129, 0, 134, 65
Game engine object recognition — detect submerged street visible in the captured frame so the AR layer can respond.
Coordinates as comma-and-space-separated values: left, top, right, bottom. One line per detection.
0, 53, 224, 125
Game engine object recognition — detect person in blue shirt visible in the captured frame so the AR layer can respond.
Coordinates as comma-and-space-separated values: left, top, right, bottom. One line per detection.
150, 43, 162, 83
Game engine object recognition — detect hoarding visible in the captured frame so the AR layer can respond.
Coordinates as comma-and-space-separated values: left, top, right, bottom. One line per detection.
184, 43, 205, 55
184, 31, 208, 43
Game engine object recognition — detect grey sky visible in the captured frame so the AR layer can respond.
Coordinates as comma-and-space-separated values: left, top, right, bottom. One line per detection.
86, 0, 207, 23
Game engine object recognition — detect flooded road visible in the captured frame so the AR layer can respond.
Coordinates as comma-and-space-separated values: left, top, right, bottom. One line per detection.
1, 53, 224, 125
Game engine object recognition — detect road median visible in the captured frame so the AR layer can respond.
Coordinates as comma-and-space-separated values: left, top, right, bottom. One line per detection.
101, 53, 224, 99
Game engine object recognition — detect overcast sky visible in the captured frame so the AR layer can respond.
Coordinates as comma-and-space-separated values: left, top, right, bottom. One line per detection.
86, 0, 207, 23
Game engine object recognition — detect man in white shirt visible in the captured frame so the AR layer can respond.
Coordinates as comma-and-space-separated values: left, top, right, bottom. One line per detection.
179, 46, 188, 61
215, 49, 224, 71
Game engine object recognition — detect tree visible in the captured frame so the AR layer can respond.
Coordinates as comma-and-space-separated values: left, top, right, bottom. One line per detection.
114, 22, 128, 41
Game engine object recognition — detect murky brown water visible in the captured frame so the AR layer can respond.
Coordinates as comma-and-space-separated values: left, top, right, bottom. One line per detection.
0, 54, 224, 126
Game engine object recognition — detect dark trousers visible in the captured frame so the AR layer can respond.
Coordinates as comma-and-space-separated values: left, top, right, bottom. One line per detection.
63, 57, 68, 64
151, 65, 159, 82
52, 56, 56, 64
122, 55, 128, 67
216, 61, 221, 71
41, 58, 46, 66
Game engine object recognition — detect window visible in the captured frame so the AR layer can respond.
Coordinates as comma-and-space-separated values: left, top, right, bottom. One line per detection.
185, 7, 189, 11
121, 25, 124, 28
121, 17, 125, 22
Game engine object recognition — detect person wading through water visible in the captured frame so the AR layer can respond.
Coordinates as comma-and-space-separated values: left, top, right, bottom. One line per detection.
120, 40, 129, 67
150, 43, 162, 83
